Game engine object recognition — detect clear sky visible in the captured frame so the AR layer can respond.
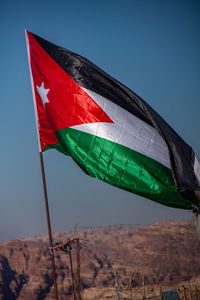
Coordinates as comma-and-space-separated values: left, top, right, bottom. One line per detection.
1, 0, 200, 241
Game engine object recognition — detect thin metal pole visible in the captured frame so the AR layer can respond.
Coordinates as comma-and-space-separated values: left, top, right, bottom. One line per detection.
39, 151, 59, 300
142, 275, 145, 300
69, 246, 77, 300
76, 239, 82, 300
115, 272, 120, 300
129, 276, 132, 300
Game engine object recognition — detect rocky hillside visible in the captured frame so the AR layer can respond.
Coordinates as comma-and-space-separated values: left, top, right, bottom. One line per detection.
0, 221, 200, 299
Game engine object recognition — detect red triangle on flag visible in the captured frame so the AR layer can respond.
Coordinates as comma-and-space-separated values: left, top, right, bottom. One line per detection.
27, 32, 113, 150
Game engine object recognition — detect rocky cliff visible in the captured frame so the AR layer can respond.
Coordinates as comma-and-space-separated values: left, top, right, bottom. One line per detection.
0, 221, 200, 299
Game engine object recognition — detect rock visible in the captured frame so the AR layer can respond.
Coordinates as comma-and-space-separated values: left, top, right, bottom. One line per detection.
0, 221, 200, 299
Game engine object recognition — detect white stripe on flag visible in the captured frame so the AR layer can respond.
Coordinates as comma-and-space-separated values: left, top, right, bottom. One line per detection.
71, 88, 171, 169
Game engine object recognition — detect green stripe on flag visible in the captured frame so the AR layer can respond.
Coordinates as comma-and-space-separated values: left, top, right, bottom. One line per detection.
55, 127, 197, 209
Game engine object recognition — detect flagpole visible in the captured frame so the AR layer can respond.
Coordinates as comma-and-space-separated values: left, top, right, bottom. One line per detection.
25, 29, 59, 300
39, 151, 59, 300
76, 238, 82, 300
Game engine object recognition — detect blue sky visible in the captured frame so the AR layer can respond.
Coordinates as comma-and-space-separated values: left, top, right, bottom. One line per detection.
1, 0, 200, 241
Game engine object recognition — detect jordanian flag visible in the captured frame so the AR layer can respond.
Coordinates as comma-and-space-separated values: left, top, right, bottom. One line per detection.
26, 31, 200, 210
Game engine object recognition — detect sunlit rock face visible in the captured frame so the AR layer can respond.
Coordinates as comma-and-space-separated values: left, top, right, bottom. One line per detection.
0, 221, 200, 299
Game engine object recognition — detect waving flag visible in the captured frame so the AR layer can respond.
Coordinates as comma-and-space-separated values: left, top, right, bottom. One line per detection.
26, 31, 200, 210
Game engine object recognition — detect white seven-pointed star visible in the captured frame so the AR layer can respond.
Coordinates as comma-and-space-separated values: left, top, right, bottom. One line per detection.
36, 82, 50, 106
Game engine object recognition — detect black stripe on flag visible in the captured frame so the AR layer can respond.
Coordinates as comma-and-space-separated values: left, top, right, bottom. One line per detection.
31, 32, 200, 193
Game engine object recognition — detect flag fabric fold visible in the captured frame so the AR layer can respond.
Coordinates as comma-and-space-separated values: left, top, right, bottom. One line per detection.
26, 30, 200, 210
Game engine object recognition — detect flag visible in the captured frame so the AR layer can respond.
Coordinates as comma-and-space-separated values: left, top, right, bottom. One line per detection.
26, 31, 200, 210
